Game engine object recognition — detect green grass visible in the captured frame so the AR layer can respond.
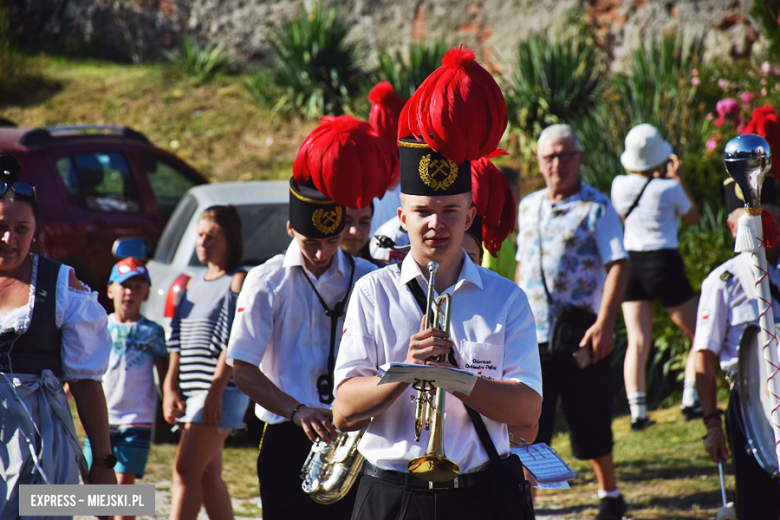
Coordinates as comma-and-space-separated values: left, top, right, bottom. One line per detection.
70, 398, 734, 518
0, 56, 316, 183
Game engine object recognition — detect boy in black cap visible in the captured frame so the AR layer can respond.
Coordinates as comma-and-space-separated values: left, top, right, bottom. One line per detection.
332, 47, 541, 520
226, 116, 393, 520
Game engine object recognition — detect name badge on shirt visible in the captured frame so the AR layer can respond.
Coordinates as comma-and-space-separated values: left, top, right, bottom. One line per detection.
459, 341, 503, 381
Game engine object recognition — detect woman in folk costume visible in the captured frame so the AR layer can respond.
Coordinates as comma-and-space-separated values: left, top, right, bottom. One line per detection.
227, 115, 395, 520
333, 46, 542, 520
0, 153, 116, 520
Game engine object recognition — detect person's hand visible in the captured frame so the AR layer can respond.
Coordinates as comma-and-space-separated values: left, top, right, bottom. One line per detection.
293, 406, 338, 444
87, 464, 117, 485
405, 316, 453, 367
163, 388, 186, 425
704, 423, 730, 463
581, 320, 614, 363
666, 153, 683, 182
202, 386, 224, 426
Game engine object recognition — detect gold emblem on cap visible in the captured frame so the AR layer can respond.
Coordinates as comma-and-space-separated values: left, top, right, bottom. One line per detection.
312, 206, 343, 235
419, 154, 458, 191
735, 184, 745, 202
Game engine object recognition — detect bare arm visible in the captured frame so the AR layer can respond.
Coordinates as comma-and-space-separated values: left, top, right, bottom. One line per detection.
69, 379, 117, 485
162, 352, 185, 424
695, 349, 729, 462
582, 258, 628, 362
232, 359, 337, 443
455, 378, 541, 428
202, 349, 232, 426
667, 154, 700, 226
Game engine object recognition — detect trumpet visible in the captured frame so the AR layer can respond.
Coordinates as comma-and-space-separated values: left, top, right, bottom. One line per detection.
407, 261, 461, 482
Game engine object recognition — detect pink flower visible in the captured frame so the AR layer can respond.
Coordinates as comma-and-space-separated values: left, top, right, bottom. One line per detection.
777, 15, 780, 24
762, 87, 768, 96
692, 69, 699, 76
741, 91, 756, 103
761, 78, 768, 85
718, 79, 728, 89
737, 121, 746, 133
776, 83, 780, 91
706, 139, 718, 153
715, 116, 725, 128
706, 112, 714, 121
762, 62, 772, 76
716, 98, 740, 117
692, 77, 700, 86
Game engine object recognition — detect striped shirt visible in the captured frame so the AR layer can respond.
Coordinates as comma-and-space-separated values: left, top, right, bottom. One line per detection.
168, 268, 243, 396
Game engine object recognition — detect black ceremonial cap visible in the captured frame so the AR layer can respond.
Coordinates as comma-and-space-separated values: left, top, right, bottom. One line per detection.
399, 136, 472, 196
289, 177, 346, 239
724, 175, 778, 213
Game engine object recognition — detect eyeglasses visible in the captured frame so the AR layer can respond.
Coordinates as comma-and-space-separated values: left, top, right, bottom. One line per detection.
0, 180, 36, 201
539, 151, 581, 164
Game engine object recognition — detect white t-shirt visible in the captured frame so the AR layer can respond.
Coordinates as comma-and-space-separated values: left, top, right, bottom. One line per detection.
335, 252, 542, 474
611, 175, 691, 252
103, 315, 167, 425
226, 240, 376, 423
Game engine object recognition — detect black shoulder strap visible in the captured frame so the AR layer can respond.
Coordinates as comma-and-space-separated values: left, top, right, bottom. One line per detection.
297, 252, 356, 404
624, 178, 654, 219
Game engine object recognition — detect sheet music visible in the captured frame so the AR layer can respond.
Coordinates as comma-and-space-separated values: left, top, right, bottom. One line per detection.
511, 443, 576, 483
377, 363, 478, 396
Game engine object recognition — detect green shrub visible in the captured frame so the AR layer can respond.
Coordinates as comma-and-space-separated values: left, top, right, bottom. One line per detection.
505, 34, 606, 161
614, 35, 707, 155
752, 0, 780, 57
248, 4, 368, 120
374, 41, 446, 100
163, 36, 234, 82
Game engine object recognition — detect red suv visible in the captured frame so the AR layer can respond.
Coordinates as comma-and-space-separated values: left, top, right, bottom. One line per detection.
0, 124, 208, 307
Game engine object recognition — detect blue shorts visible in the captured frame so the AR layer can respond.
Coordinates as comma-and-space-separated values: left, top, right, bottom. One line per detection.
84, 426, 152, 478
178, 388, 249, 430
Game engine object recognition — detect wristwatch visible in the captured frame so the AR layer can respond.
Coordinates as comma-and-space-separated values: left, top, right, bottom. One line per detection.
99, 454, 118, 469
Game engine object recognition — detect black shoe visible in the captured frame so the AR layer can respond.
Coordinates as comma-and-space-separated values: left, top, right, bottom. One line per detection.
630, 417, 655, 431
596, 495, 627, 520
681, 403, 703, 421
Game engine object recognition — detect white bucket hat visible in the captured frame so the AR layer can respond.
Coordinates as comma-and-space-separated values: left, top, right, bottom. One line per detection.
620, 124, 673, 172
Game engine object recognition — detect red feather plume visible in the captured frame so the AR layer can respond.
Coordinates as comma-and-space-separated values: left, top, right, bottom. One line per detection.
471, 149, 515, 257
742, 105, 780, 159
293, 115, 397, 209
398, 45, 507, 165
368, 81, 405, 186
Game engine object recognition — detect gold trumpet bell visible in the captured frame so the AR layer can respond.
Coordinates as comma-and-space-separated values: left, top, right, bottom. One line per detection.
407, 455, 461, 482
407, 387, 460, 482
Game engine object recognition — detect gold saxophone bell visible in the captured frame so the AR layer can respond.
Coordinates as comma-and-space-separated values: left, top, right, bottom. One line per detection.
407, 262, 461, 482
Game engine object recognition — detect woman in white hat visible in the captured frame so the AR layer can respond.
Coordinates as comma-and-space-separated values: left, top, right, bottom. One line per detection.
611, 124, 700, 431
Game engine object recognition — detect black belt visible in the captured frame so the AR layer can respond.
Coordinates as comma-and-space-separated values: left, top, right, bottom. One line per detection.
362, 461, 492, 490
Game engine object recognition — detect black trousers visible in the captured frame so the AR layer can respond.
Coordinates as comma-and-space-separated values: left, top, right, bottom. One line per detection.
257, 421, 358, 520
350, 474, 504, 520
536, 346, 614, 460
725, 391, 780, 520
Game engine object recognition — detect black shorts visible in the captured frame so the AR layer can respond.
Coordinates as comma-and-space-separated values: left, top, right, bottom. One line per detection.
624, 249, 694, 307
536, 345, 614, 461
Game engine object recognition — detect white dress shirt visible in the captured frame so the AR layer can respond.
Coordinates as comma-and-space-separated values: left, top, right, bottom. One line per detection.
694, 252, 780, 375
226, 239, 376, 423
369, 215, 409, 264
335, 251, 542, 474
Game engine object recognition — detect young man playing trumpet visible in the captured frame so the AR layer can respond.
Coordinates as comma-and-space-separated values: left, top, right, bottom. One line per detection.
332, 47, 542, 520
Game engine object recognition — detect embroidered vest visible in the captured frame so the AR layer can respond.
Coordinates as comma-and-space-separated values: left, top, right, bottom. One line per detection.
0, 257, 63, 376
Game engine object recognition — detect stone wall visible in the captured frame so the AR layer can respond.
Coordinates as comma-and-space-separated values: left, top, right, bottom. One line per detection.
9, 0, 767, 69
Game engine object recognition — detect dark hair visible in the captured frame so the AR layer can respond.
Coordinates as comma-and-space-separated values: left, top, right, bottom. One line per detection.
200, 205, 243, 272
0, 153, 42, 254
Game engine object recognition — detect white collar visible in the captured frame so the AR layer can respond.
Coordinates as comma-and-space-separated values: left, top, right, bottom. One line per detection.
282, 238, 348, 280
398, 249, 483, 293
